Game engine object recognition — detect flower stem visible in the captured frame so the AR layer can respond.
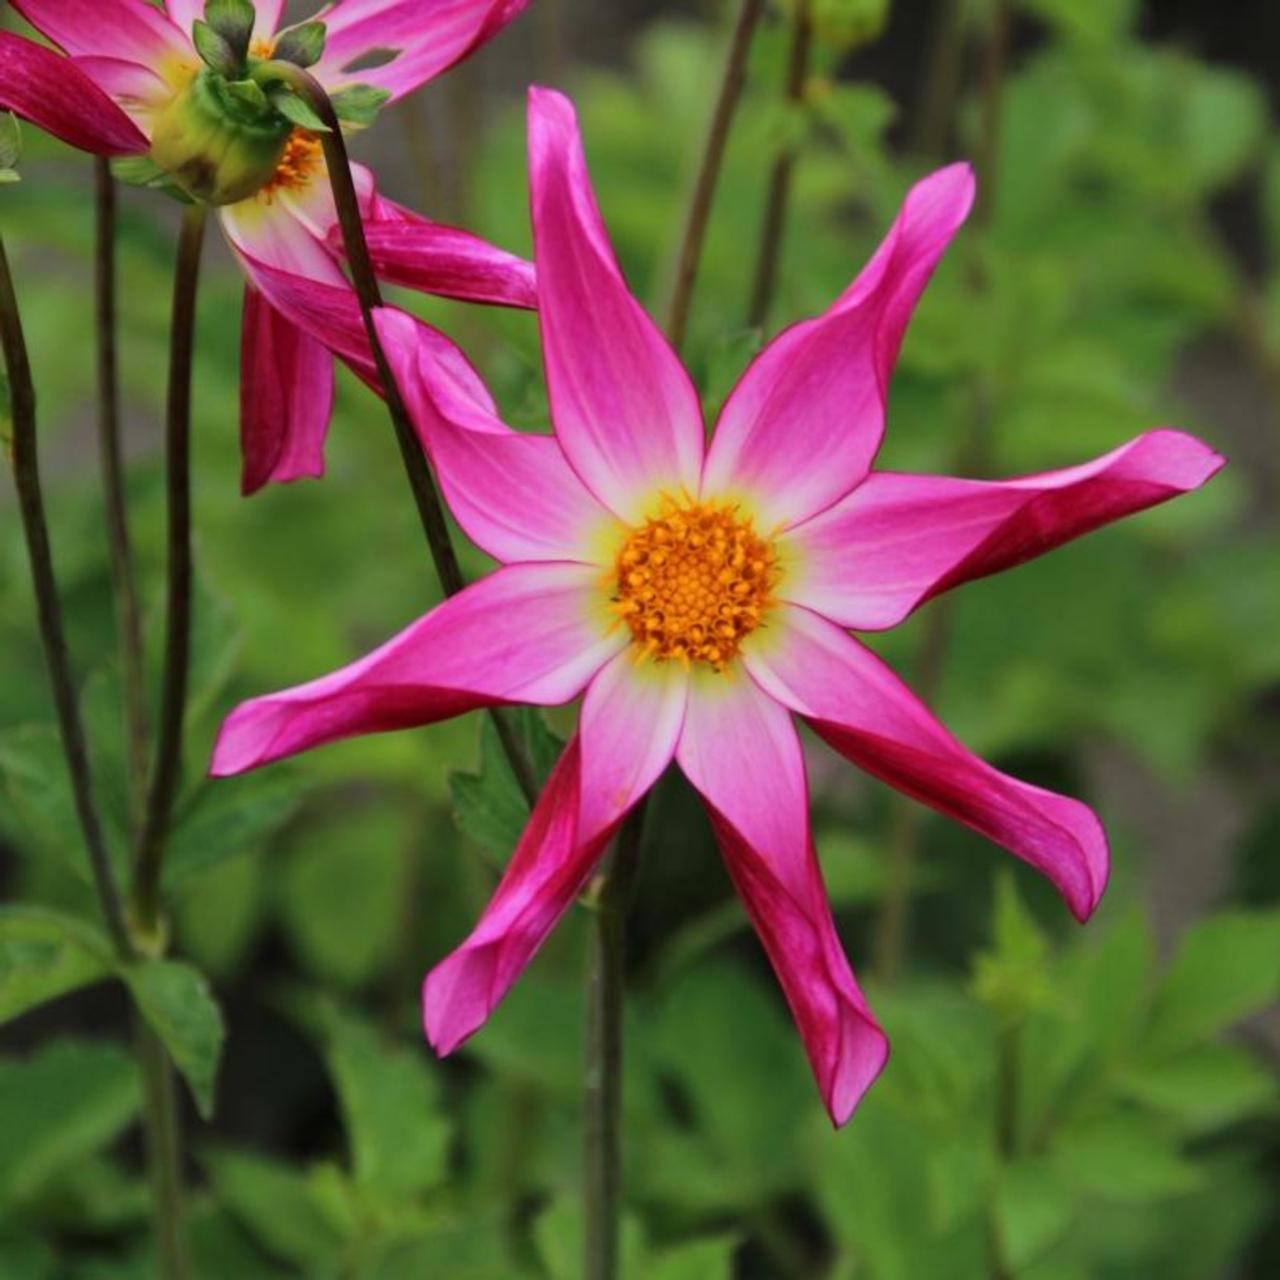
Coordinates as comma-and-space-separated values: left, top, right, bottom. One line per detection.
583, 799, 648, 1280
94, 157, 150, 833
0, 235, 133, 962
133, 201, 206, 940
746, 0, 814, 329
135, 1010, 190, 1280
265, 63, 539, 807
665, 0, 767, 352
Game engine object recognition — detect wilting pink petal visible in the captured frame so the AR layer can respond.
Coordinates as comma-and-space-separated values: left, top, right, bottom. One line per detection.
702, 164, 975, 530
529, 86, 704, 522
676, 669, 888, 1125
350, 200, 538, 309
782, 429, 1227, 630
744, 606, 1109, 922
210, 562, 625, 776
12, 0, 194, 77
313, 0, 531, 103
376, 308, 615, 564
0, 32, 148, 155
164, 0, 282, 41
239, 285, 335, 495
426, 654, 682, 1054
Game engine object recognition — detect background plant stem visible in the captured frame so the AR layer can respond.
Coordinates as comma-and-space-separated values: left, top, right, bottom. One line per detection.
269, 63, 540, 807
746, 0, 814, 329
0, 235, 133, 962
133, 201, 206, 939
665, 0, 767, 351
94, 158, 149, 834
583, 800, 647, 1280
135, 1011, 190, 1280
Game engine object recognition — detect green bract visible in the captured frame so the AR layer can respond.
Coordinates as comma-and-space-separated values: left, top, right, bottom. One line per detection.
149, 69, 292, 205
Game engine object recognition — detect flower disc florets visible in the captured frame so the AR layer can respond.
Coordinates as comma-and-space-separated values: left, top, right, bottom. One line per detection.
613, 497, 780, 669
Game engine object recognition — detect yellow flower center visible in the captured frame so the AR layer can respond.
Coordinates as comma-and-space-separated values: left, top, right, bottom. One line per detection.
259, 128, 323, 199
612, 497, 780, 670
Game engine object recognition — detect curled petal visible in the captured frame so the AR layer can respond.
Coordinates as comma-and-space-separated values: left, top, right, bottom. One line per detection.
239, 285, 334, 494
314, 0, 531, 103
677, 668, 888, 1125
529, 86, 704, 522
425, 654, 685, 1055
0, 32, 148, 155
210, 562, 625, 776
375, 308, 616, 565
782, 429, 1227, 630
11, 0, 193, 80
702, 164, 975, 530
743, 607, 1109, 922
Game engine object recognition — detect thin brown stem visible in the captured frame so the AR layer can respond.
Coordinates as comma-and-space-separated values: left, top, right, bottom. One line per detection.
746, 0, 814, 329
0, 235, 133, 962
260, 63, 539, 807
665, 0, 767, 352
94, 158, 150, 830
133, 201, 206, 940
583, 799, 647, 1280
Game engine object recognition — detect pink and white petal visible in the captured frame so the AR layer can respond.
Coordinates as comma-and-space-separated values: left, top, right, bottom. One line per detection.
239, 285, 334, 494
276, 160, 376, 243
676, 667, 888, 1125
702, 164, 976, 530
68, 56, 172, 130
211, 562, 625, 776
350, 198, 538, 309
314, 0, 531, 103
426, 656, 683, 1055
11, 0, 195, 82
0, 32, 149, 155
529, 86, 704, 522
743, 606, 1109, 922
376, 308, 617, 565
164, 0, 283, 41
781, 429, 1226, 631
220, 195, 345, 285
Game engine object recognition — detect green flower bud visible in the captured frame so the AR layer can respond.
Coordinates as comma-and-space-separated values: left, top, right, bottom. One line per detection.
149, 69, 292, 205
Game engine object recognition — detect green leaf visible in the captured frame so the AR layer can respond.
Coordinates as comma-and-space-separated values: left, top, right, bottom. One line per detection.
319, 1009, 450, 1203
972, 873, 1053, 1020
205, 0, 255, 56
0, 906, 114, 1022
995, 1157, 1075, 1270
329, 84, 392, 128
124, 960, 225, 1120
647, 1237, 740, 1279
449, 709, 562, 864
273, 22, 327, 69
268, 90, 331, 134
174, 851, 266, 978
1119, 1043, 1277, 1134
1142, 909, 1280, 1059
0, 1040, 140, 1204
192, 20, 240, 77
1050, 1111, 1201, 1204
0, 111, 20, 172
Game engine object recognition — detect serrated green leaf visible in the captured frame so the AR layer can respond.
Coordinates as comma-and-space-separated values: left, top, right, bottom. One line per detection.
0, 1040, 140, 1204
124, 960, 225, 1119
329, 84, 392, 128
1143, 909, 1280, 1059
268, 91, 330, 134
0, 906, 114, 1022
273, 22, 327, 69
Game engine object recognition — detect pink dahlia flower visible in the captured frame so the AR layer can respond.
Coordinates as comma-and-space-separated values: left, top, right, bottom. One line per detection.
1, 0, 536, 492
211, 88, 1224, 1124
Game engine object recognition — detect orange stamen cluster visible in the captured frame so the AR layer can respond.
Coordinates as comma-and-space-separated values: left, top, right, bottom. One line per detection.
259, 128, 323, 199
612, 497, 779, 669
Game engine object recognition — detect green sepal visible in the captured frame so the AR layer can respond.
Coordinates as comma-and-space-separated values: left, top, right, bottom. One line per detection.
109, 155, 195, 203
268, 90, 331, 134
0, 112, 20, 173
205, 0, 255, 59
329, 83, 391, 128
273, 21, 327, 69
192, 19, 241, 78
222, 77, 272, 116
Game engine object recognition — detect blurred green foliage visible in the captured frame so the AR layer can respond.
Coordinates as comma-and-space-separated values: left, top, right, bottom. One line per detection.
1, 0, 1278, 1276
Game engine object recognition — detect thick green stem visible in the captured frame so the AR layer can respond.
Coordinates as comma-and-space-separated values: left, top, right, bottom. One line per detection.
746, 0, 814, 329
583, 800, 647, 1280
135, 1011, 190, 1280
133, 201, 206, 939
665, 0, 767, 352
262, 63, 538, 806
0, 235, 133, 962
94, 158, 150, 831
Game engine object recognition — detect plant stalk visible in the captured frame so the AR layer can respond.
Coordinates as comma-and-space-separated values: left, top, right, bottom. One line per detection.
583, 799, 648, 1280
746, 0, 814, 329
266, 63, 539, 806
133, 201, 206, 939
135, 1011, 190, 1280
94, 157, 150, 831
665, 0, 767, 351
0, 235, 133, 962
